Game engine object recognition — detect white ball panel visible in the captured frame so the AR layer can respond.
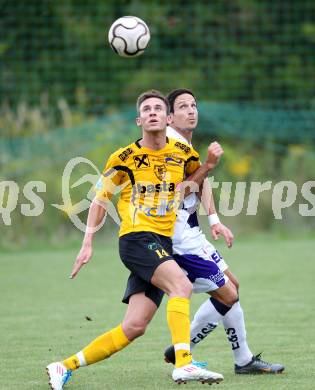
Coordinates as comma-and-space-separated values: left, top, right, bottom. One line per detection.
138, 33, 150, 50
120, 16, 139, 28
108, 16, 150, 57
111, 37, 126, 55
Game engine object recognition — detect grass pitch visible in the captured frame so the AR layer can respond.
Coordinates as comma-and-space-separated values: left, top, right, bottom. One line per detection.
1, 235, 314, 389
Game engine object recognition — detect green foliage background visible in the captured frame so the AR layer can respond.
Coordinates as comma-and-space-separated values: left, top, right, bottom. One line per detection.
1, 0, 315, 110
0, 0, 314, 244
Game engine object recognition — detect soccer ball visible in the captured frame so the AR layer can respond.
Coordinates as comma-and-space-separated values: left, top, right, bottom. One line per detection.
108, 16, 150, 58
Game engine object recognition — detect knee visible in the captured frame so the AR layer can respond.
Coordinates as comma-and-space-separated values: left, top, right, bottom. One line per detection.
171, 274, 193, 298
225, 289, 239, 306
225, 294, 238, 307
220, 283, 239, 307
182, 278, 193, 297
123, 320, 148, 340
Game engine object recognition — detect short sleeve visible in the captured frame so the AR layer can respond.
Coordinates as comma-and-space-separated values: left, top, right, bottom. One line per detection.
185, 148, 201, 176
94, 152, 126, 201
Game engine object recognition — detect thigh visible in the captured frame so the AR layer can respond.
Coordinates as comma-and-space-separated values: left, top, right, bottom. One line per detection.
150, 258, 191, 296
122, 272, 164, 308
210, 279, 238, 304
119, 232, 173, 282
224, 269, 239, 290
173, 253, 228, 293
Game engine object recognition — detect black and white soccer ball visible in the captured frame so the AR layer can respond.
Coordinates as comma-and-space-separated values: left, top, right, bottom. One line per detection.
108, 16, 150, 57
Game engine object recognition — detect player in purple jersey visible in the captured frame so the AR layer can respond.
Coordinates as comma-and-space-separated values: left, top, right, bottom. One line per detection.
164, 88, 285, 375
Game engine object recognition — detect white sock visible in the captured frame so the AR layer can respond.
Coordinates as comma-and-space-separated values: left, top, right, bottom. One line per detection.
222, 301, 253, 366
76, 351, 87, 367
190, 299, 219, 350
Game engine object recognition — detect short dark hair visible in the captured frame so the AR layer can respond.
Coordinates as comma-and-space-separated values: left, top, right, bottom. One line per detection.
166, 88, 196, 113
136, 89, 170, 114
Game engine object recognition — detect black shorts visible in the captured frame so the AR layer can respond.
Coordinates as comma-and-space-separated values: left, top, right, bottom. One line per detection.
119, 231, 173, 307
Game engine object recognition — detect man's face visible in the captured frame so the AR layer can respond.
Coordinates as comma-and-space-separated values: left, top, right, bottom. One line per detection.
136, 97, 169, 132
171, 93, 198, 131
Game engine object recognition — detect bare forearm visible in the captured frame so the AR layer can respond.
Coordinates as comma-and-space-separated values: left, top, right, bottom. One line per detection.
199, 178, 217, 215
182, 162, 215, 198
70, 198, 106, 278
83, 198, 107, 246
187, 162, 213, 188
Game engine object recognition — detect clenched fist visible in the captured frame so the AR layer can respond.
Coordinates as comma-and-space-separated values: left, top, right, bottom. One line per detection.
205, 142, 224, 168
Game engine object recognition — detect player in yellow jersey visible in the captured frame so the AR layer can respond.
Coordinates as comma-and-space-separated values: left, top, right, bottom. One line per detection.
46, 90, 224, 389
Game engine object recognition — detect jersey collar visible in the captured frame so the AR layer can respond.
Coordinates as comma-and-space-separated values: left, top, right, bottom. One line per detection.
166, 126, 192, 146
135, 137, 169, 149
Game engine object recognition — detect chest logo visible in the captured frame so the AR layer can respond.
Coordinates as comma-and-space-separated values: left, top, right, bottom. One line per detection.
154, 164, 166, 180
165, 156, 183, 166
134, 154, 150, 169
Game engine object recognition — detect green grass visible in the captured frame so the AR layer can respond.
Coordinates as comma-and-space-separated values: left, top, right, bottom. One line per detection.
1, 236, 315, 389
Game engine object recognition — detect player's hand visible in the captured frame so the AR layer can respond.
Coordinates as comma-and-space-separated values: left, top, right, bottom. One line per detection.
211, 223, 234, 248
70, 244, 93, 279
205, 142, 224, 169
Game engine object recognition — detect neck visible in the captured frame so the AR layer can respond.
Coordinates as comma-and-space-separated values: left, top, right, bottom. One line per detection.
172, 126, 193, 144
140, 130, 167, 150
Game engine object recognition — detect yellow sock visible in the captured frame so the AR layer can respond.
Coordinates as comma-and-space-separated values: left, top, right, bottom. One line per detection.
62, 354, 80, 371
62, 324, 130, 370
167, 297, 192, 368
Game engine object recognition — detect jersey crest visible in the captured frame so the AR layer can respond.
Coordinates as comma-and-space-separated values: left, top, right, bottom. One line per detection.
154, 164, 166, 180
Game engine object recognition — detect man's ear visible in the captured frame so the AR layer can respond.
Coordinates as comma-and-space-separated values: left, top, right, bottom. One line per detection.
136, 117, 141, 127
167, 113, 174, 125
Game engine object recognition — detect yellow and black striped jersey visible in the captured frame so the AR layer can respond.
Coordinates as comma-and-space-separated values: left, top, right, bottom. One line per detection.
95, 137, 200, 237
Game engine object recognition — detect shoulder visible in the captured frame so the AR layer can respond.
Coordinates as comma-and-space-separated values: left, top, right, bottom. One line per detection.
168, 138, 199, 160
169, 137, 191, 154
108, 142, 136, 165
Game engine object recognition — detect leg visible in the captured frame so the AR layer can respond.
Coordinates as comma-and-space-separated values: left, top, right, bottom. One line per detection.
190, 271, 250, 362
151, 259, 193, 368
120, 232, 193, 369
203, 268, 252, 366
213, 269, 252, 366
63, 293, 156, 370
152, 256, 223, 383
210, 279, 238, 306
47, 293, 156, 390
151, 258, 192, 298
122, 292, 158, 340
168, 237, 284, 374
190, 280, 238, 349
225, 268, 239, 291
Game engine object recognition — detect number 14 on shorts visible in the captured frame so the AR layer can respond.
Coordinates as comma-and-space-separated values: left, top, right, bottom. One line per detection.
155, 248, 169, 259
148, 242, 169, 259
